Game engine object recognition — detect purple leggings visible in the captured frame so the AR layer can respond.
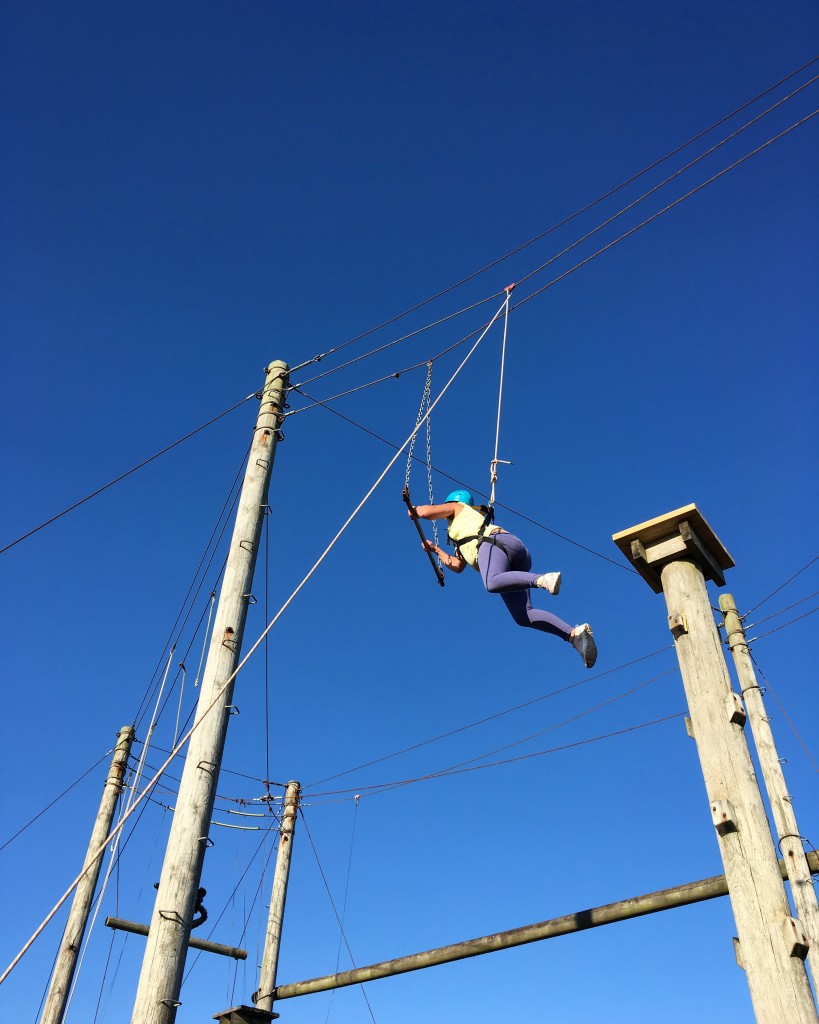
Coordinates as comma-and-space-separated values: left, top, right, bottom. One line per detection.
477, 533, 572, 641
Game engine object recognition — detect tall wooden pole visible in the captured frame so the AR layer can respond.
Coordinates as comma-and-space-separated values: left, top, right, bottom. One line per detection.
130, 361, 289, 1024
255, 781, 301, 1014
613, 505, 817, 1024
720, 593, 819, 985
40, 725, 135, 1024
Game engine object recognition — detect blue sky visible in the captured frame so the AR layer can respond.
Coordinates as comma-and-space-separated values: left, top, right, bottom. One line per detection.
1, 2, 818, 1022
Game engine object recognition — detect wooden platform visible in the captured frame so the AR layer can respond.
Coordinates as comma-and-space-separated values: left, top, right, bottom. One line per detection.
213, 1005, 278, 1023
612, 504, 734, 593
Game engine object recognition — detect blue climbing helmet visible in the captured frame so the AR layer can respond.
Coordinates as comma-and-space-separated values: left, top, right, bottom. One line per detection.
444, 489, 474, 505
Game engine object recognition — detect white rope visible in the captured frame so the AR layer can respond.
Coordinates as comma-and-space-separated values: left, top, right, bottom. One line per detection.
0, 295, 509, 988
128, 645, 175, 816
173, 589, 216, 749
62, 800, 124, 1018
489, 286, 514, 506
173, 664, 187, 751
194, 593, 217, 687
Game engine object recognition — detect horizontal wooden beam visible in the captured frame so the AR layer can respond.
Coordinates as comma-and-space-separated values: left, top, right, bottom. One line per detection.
104, 916, 247, 960
273, 853, 819, 1000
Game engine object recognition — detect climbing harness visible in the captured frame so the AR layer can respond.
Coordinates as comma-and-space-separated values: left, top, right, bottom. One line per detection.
404, 362, 445, 586
447, 504, 497, 563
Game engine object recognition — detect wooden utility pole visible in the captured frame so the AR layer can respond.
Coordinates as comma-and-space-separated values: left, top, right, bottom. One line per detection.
212, 781, 301, 1024
256, 780, 301, 1013
130, 361, 289, 1024
40, 725, 134, 1024
720, 593, 819, 985
613, 505, 817, 1024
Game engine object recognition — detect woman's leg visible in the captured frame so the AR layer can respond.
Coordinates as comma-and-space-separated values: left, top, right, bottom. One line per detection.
478, 534, 539, 592
498, 589, 573, 639
479, 537, 572, 640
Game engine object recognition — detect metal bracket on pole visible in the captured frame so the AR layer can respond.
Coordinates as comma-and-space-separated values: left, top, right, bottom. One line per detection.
711, 800, 738, 836
727, 692, 747, 727
668, 610, 688, 639
784, 916, 810, 960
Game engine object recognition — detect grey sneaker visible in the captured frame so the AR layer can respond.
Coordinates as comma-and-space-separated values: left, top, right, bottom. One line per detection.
534, 572, 561, 595
572, 624, 597, 668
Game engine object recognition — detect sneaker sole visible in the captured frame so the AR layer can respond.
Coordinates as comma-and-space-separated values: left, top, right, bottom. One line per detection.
582, 630, 597, 668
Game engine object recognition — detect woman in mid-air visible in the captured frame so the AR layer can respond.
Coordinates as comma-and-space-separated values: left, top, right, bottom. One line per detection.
411, 489, 597, 668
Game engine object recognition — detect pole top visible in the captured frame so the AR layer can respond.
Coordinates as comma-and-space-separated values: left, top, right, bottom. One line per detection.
612, 503, 734, 593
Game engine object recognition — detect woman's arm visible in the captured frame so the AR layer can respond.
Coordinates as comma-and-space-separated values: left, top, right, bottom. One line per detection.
421, 539, 467, 573
409, 501, 466, 572
412, 501, 461, 521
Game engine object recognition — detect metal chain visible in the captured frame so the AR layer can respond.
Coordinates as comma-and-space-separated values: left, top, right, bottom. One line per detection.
404, 362, 432, 490
405, 363, 439, 551
424, 375, 440, 549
